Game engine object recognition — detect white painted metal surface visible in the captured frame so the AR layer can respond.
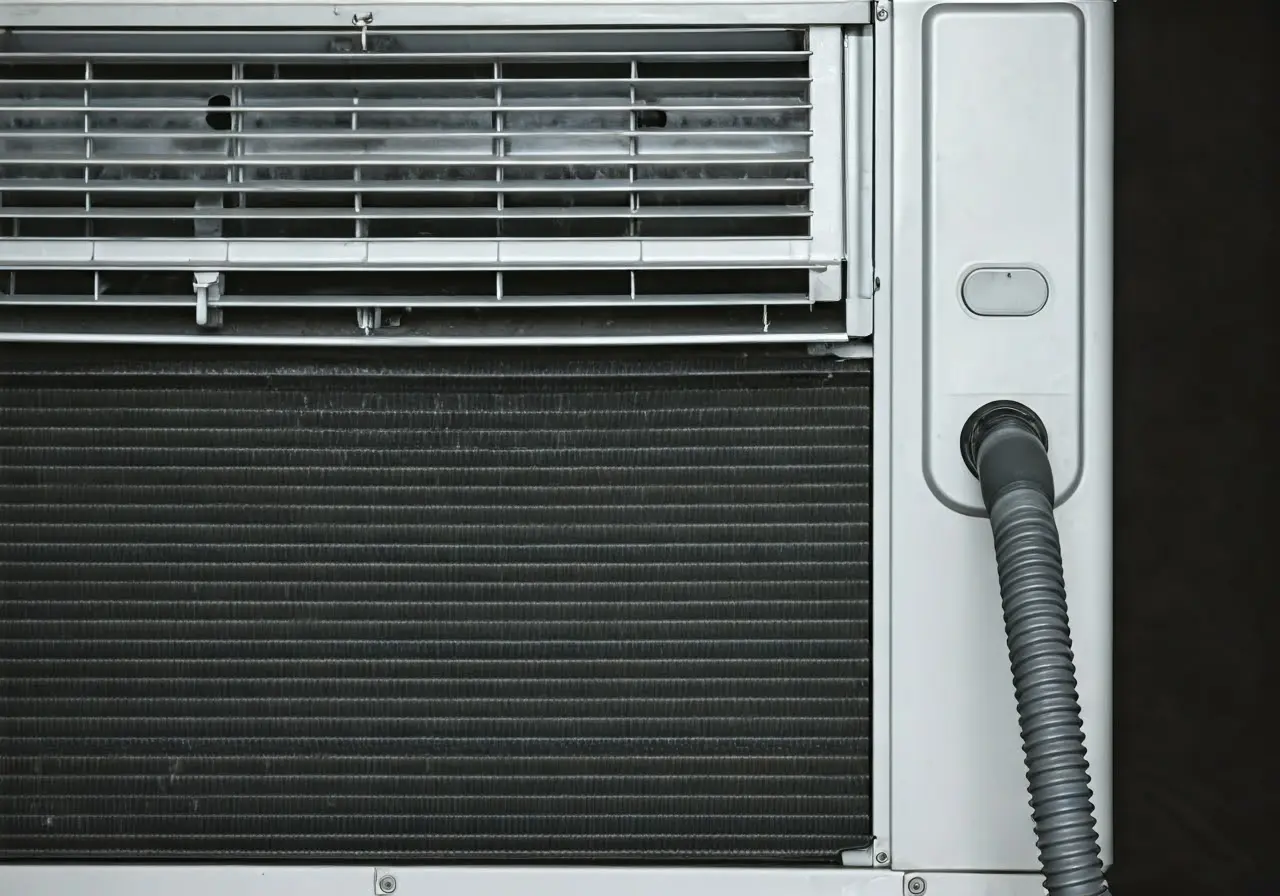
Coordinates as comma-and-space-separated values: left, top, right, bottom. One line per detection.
0, 0, 1115, 885
887, 0, 1113, 872
0, 866, 1060, 896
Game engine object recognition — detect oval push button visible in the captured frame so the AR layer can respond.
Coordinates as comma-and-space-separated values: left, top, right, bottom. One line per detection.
961, 267, 1049, 317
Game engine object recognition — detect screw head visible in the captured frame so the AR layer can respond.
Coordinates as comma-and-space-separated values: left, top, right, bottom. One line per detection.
377, 876, 397, 894
874, 851, 889, 864
875, 5, 889, 20
907, 877, 927, 895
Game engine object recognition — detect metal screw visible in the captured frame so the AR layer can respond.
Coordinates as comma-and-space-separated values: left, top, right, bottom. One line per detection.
876, 5, 890, 21
906, 877, 927, 895
874, 851, 889, 864
377, 876, 397, 894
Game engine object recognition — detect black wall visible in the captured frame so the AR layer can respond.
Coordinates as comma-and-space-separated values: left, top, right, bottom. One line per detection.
1111, 2, 1277, 892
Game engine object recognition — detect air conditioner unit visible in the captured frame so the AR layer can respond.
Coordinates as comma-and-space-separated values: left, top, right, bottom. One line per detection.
0, 3, 1113, 896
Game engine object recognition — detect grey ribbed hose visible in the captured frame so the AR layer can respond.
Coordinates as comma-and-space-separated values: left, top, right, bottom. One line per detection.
967, 413, 1107, 896
987, 486, 1106, 896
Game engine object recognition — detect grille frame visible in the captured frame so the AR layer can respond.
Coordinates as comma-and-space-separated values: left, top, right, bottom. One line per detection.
0, 26, 848, 339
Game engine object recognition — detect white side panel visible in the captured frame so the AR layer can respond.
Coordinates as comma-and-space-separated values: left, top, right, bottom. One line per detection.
889, 0, 1112, 872
920, 1, 1084, 515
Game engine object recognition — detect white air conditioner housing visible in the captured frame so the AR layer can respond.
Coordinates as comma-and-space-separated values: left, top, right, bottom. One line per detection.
0, 2, 1113, 895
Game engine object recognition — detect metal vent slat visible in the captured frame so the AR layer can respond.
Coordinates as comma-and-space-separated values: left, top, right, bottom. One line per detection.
0, 350, 873, 861
0, 26, 847, 341
0, 179, 812, 194
0, 205, 811, 220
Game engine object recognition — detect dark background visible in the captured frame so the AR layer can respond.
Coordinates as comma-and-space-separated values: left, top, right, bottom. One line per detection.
1110, 0, 1276, 892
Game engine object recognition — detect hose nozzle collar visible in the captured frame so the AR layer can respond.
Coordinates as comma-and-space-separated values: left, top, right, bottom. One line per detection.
960, 400, 1055, 510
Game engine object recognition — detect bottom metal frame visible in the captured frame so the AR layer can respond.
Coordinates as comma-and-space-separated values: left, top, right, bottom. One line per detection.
0, 866, 1052, 896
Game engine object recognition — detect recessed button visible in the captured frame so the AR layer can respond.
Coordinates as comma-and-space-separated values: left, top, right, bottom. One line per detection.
961, 267, 1049, 316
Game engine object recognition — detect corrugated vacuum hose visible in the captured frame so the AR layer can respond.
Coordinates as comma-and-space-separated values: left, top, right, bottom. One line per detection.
960, 402, 1108, 896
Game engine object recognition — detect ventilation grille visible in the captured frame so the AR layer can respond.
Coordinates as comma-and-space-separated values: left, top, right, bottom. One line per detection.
0, 28, 848, 343
0, 349, 873, 861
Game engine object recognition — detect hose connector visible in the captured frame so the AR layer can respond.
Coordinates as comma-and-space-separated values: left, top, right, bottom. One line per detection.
962, 400, 1107, 896
960, 400, 1053, 510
